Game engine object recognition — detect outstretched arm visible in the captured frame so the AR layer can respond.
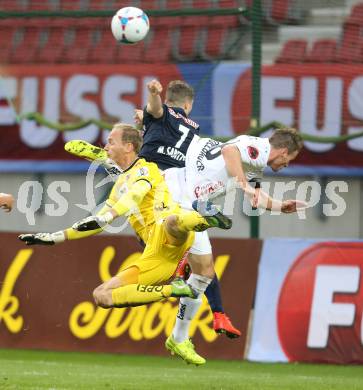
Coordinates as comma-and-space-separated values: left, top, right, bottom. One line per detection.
18, 205, 109, 246
19, 178, 153, 245
73, 179, 152, 231
146, 79, 164, 118
222, 145, 306, 213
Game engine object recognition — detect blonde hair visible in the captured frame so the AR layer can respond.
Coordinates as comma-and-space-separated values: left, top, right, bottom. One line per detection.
113, 123, 143, 154
269, 127, 303, 154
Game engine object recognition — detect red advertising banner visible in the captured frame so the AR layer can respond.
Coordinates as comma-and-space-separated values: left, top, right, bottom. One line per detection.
0, 233, 261, 360
234, 64, 363, 168
0, 64, 181, 162
2, 63, 362, 172
248, 238, 363, 364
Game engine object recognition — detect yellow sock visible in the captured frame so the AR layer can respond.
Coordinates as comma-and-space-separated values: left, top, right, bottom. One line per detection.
111, 284, 172, 307
176, 210, 209, 232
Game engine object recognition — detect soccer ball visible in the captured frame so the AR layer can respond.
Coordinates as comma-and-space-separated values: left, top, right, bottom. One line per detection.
111, 7, 150, 44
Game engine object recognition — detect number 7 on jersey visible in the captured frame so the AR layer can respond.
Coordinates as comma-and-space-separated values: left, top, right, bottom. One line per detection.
175, 124, 190, 148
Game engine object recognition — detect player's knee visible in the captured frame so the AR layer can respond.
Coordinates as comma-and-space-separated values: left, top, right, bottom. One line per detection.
165, 215, 179, 233
188, 253, 215, 279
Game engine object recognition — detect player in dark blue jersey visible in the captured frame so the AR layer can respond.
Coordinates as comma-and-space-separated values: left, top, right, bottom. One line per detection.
138, 80, 241, 351
139, 83, 200, 170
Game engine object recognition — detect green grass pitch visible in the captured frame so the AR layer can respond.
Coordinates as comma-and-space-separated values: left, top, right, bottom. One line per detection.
0, 349, 362, 390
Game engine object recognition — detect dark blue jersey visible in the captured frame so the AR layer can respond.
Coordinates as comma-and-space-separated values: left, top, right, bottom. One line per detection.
139, 104, 200, 170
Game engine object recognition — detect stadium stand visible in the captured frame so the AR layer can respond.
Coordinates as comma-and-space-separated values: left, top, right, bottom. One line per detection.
305, 39, 337, 62
2, 0, 363, 64
275, 39, 308, 63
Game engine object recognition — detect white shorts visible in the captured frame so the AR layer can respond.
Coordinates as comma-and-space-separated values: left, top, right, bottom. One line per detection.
164, 167, 212, 256
189, 230, 212, 255
164, 167, 190, 208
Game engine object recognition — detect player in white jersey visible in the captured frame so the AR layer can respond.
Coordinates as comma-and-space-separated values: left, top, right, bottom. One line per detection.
185, 134, 270, 204
164, 127, 306, 364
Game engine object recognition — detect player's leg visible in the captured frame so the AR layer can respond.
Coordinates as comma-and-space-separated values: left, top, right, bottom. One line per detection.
64, 140, 122, 178
164, 205, 232, 244
172, 231, 241, 340
205, 276, 241, 338
93, 265, 196, 308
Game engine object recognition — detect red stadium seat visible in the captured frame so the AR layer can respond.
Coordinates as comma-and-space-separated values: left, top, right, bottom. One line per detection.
27, 1, 53, 11
335, 41, 363, 63
62, 27, 93, 63
172, 0, 211, 60
88, 28, 116, 63
144, 28, 172, 62
61, 1, 84, 10
342, 21, 363, 47
0, 1, 26, 10
37, 27, 67, 63
271, 0, 289, 22
350, 3, 363, 23
305, 39, 337, 63
10, 27, 44, 63
201, 0, 243, 60
275, 39, 308, 63
88, 0, 118, 10
115, 40, 146, 63
0, 26, 18, 63
154, 0, 182, 27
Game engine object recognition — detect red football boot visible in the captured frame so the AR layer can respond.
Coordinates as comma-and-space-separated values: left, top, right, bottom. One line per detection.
213, 312, 241, 338
175, 255, 191, 281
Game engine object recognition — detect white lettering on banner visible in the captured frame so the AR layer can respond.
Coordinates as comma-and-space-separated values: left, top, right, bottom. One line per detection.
347, 76, 363, 152
261, 77, 294, 133
101, 75, 136, 144
307, 265, 359, 348
17, 181, 44, 225
64, 75, 99, 143
323, 181, 349, 217
0, 77, 17, 125
45, 181, 70, 216
295, 180, 321, 219
20, 77, 60, 148
300, 77, 342, 152
2, 73, 160, 146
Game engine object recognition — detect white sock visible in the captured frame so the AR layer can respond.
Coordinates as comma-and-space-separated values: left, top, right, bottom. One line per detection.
172, 273, 212, 343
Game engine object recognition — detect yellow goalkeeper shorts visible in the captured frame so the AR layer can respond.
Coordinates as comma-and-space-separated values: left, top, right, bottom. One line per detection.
119, 221, 194, 285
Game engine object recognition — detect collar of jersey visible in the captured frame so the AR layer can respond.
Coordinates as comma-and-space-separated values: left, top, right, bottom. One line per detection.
169, 105, 187, 116
123, 157, 142, 173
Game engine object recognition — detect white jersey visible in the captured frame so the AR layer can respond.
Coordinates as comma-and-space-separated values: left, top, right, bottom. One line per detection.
185, 134, 270, 201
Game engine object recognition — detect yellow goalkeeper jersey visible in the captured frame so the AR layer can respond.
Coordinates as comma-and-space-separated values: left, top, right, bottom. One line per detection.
106, 158, 180, 243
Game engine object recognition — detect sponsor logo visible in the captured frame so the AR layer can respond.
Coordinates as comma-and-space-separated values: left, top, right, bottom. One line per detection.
0, 249, 33, 334
194, 181, 225, 199
136, 167, 149, 177
177, 303, 187, 320
277, 242, 363, 363
247, 146, 259, 159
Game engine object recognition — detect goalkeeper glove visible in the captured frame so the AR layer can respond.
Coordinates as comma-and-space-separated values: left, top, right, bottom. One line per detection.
18, 231, 65, 246
72, 212, 114, 231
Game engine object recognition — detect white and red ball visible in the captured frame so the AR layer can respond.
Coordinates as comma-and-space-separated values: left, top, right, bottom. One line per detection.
111, 6, 150, 44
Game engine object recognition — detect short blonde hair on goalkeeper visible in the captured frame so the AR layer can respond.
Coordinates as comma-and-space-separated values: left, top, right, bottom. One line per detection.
112, 123, 143, 154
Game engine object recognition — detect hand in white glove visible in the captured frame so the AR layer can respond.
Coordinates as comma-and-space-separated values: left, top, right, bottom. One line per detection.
18, 231, 65, 246
72, 212, 114, 231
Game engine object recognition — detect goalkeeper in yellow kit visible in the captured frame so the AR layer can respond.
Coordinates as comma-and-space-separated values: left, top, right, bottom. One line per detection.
19, 123, 231, 309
